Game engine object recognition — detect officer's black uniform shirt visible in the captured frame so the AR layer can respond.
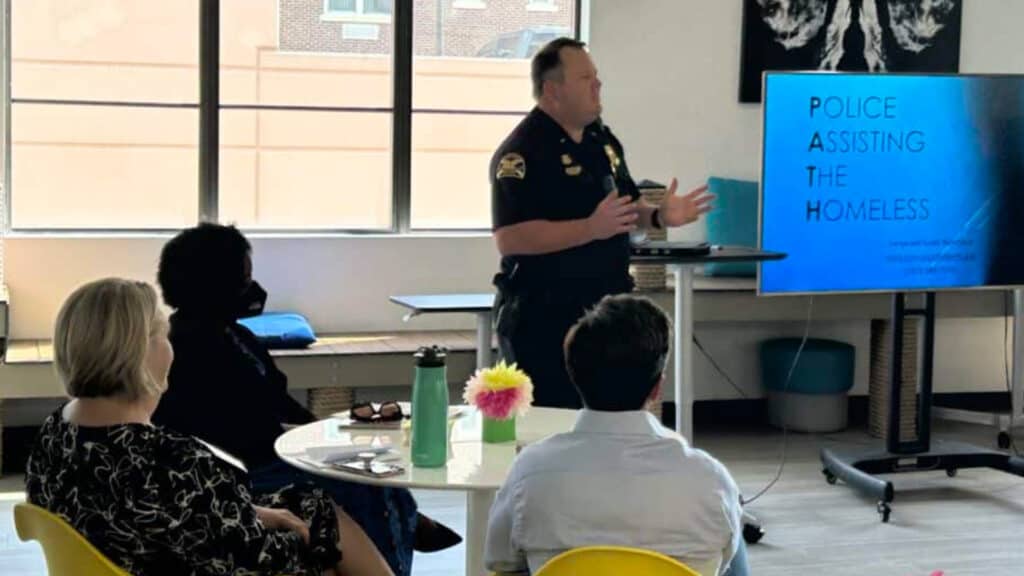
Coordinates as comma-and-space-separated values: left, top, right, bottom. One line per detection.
491, 107, 640, 290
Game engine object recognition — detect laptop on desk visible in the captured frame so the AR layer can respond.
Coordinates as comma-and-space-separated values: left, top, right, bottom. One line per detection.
630, 240, 712, 257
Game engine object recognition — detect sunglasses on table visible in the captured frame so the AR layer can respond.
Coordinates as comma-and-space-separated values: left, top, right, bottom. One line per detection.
349, 401, 405, 423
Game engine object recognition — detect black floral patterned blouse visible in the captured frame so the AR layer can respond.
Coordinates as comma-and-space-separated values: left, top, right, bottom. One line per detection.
26, 408, 342, 576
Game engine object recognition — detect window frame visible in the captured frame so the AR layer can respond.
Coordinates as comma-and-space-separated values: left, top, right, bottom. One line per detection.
321, 0, 392, 24
1, 0, 583, 235
526, 0, 559, 13
452, 0, 487, 10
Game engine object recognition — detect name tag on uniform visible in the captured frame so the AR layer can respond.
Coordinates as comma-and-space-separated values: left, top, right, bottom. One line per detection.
564, 165, 582, 176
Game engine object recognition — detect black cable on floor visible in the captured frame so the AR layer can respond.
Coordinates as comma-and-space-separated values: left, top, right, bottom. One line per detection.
741, 296, 814, 506
693, 335, 749, 399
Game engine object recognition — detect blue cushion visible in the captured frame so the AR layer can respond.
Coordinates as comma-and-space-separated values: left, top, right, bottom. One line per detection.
705, 177, 758, 277
237, 312, 317, 349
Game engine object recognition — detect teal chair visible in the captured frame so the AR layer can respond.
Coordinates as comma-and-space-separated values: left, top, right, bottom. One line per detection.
705, 177, 758, 277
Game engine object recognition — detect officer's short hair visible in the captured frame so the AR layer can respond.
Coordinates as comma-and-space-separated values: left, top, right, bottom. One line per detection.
531, 37, 587, 100
54, 278, 166, 401
158, 223, 251, 314
564, 295, 671, 411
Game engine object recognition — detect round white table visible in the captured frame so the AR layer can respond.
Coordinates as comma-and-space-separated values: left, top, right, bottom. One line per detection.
275, 406, 577, 576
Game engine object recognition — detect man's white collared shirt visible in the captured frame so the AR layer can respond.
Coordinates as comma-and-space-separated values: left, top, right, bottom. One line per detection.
485, 409, 742, 575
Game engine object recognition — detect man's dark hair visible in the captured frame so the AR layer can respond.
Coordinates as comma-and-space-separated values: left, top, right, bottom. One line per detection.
158, 223, 252, 315
564, 295, 671, 411
531, 37, 587, 100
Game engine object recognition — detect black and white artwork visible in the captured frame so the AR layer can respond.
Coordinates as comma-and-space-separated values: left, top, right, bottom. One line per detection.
739, 0, 963, 102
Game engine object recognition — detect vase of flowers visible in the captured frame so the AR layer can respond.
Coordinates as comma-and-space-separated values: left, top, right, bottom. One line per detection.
463, 360, 534, 444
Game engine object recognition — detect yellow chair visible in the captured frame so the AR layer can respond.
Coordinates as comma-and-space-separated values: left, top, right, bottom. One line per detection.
532, 546, 702, 576
14, 502, 131, 576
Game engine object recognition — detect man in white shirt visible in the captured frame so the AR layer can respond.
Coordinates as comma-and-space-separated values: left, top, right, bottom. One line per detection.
485, 294, 749, 576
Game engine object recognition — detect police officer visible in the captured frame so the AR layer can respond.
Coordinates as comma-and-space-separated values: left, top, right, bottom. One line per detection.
491, 37, 714, 408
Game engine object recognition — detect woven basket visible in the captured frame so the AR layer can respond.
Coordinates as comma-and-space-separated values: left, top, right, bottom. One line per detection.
631, 186, 668, 291
868, 319, 919, 441
307, 387, 355, 420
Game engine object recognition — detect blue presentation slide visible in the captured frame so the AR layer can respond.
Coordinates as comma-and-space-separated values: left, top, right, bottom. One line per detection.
759, 73, 1024, 294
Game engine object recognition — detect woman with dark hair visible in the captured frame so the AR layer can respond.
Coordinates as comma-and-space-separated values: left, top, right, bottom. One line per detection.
152, 223, 460, 576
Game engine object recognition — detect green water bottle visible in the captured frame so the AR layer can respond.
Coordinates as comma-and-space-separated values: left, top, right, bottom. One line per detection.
411, 345, 449, 468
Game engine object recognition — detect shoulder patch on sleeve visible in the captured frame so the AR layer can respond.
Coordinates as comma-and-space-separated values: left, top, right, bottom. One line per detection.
496, 153, 526, 180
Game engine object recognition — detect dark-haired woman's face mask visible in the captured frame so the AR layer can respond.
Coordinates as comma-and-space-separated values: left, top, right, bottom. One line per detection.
236, 281, 267, 319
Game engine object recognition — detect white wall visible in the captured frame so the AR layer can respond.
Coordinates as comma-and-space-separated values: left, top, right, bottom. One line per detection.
4, 1, 1022, 409
589, 0, 1024, 240
5, 234, 498, 339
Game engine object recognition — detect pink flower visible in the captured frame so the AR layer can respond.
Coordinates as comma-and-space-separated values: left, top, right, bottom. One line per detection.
463, 361, 534, 420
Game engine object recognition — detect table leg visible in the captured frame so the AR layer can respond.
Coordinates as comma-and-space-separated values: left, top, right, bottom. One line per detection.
475, 311, 494, 370
465, 489, 496, 576
673, 265, 696, 443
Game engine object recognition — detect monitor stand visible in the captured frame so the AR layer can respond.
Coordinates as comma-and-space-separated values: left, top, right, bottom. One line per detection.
820, 292, 1024, 522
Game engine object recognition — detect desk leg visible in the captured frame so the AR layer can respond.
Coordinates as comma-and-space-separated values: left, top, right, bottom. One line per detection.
466, 489, 496, 576
476, 311, 494, 370
673, 265, 695, 443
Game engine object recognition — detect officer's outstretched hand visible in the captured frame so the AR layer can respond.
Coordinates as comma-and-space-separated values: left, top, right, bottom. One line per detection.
588, 191, 639, 240
659, 178, 714, 227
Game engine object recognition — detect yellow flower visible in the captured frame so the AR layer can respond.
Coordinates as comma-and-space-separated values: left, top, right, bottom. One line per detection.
479, 360, 531, 391
464, 360, 534, 418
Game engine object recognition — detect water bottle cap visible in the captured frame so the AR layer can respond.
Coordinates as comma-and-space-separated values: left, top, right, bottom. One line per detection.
414, 345, 447, 367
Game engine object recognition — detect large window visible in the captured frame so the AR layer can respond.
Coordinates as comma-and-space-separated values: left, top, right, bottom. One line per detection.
411, 0, 575, 229
221, 0, 393, 230
9, 0, 200, 229
3, 0, 579, 232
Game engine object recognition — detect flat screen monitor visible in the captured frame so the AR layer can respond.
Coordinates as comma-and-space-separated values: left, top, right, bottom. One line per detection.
758, 72, 1024, 295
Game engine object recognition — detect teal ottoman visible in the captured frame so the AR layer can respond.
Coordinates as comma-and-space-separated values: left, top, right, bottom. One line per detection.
761, 338, 855, 432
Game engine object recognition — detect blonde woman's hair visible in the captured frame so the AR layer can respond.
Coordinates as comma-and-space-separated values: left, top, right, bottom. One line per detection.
53, 278, 166, 400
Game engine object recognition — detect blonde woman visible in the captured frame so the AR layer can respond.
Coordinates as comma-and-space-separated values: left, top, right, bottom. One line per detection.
25, 278, 393, 576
